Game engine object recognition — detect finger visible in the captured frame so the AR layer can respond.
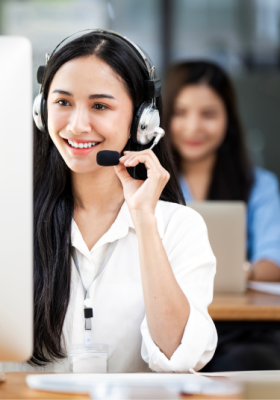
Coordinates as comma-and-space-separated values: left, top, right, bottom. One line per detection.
122, 150, 161, 167
125, 150, 162, 168
120, 150, 169, 185
125, 152, 170, 183
114, 163, 133, 186
124, 153, 159, 171
119, 155, 132, 164
119, 152, 136, 162
119, 153, 142, 166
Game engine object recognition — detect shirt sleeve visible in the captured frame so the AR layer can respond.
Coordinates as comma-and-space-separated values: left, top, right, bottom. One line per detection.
247, 168, 280, 267
140, 207, 217, 372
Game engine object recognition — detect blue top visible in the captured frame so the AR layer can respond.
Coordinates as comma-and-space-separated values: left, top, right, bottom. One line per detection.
179, 167, 280, 267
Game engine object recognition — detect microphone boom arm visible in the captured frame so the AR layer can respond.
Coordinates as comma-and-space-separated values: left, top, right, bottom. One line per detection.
149, 127, 165, 150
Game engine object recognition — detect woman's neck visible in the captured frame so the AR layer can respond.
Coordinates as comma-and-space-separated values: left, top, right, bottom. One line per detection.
181, 154, 217, 201
71, 168, 124, 213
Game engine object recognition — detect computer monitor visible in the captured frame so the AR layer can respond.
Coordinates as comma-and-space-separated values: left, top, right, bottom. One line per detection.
0, 36, 33, 362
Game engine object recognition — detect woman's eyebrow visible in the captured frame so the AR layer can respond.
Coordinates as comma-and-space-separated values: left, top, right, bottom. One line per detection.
52, 89, 73, 96
89, 94, 116, 100
51, 90, 115, 100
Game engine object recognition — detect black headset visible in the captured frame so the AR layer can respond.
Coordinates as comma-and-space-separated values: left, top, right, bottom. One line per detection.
33, 29, 165, 149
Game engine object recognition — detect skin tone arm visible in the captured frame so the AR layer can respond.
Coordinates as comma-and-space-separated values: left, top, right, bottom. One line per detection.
115, 149, 190, 359
132, 213, 190, 358
248, 260, 280, 282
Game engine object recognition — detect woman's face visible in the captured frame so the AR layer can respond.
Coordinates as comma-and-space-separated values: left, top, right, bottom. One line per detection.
170, 84, 227, 163
47, 55, 133, 173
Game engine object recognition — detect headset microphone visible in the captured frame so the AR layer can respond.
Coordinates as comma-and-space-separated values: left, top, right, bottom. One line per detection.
97, 150, 120, 166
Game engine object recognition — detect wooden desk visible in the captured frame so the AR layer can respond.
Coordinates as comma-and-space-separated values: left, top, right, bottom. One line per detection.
0, 372, 241, 400
209, 289, 280, 321
0, 373, 89, 399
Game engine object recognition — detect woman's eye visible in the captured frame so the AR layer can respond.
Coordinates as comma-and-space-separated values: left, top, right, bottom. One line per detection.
93, 104, 108, 111
56, 100, 70, 106
202, 110, 217, 119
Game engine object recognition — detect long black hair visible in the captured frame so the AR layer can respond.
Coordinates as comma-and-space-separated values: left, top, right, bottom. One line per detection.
164, 60, 254, 201
32, 32, 185, 366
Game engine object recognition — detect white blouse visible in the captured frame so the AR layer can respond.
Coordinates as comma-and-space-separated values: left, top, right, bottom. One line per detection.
1, 200, 217, 373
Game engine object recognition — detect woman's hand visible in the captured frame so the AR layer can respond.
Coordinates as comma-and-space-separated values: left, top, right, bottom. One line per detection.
114, 150, 170, 216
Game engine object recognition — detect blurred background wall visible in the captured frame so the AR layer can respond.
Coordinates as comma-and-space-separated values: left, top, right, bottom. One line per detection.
1, 0, 280, 182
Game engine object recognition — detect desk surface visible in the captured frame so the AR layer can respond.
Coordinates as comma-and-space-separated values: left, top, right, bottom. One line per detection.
0, 373, 89, 400
0, 372, 233, 400
209, 289, 280, 320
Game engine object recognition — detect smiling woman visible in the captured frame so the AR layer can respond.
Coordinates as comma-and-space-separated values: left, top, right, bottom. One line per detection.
46, 55, 133, 173
1, 30, 218, 374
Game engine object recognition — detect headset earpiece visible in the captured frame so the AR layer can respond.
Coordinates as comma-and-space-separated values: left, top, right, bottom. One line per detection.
33, 92, 44, 132
41, 97, 48, 133
131, 101, 160, 145
33, 91, 48, 133
37, 66, 46, 85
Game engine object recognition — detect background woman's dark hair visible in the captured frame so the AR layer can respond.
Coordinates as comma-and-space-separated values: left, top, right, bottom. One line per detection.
32, 32, 185, 366
164, 60, 254, 202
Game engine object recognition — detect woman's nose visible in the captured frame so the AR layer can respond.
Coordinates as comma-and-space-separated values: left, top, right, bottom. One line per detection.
67, 107, 91, 135
184, 114, 201, 137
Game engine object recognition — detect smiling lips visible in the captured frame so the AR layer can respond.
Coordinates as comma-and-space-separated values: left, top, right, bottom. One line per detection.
64, 139, 101, 155
184, 139, 203, 147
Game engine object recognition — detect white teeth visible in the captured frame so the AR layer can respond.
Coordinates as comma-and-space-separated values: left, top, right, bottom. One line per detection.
67, 140, 97, 149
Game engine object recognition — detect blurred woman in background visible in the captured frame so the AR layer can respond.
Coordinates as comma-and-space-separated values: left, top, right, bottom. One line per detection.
164, 60, 280, 371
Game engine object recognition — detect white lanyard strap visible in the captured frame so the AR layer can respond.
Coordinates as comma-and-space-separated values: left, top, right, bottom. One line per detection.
71, 240, 118, 330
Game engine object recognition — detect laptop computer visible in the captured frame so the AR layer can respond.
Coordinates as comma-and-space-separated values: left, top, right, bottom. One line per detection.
188, 202, 246, 293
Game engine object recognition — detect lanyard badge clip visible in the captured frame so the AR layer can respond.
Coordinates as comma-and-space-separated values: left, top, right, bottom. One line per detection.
84, 297, 94, 347
71, 241, 118, 348
84, 296, 93, 331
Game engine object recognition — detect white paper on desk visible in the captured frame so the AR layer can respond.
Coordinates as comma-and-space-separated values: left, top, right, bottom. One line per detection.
196, 370, 280, 381
26, 373, 242, 398
247, 280, 280, 295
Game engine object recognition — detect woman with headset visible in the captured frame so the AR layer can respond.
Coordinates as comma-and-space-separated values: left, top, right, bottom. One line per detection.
11, 31, 217, 373
164, 60, 280, 371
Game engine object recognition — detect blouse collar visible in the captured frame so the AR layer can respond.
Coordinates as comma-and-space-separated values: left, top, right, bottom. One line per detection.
71, 200, 165, 256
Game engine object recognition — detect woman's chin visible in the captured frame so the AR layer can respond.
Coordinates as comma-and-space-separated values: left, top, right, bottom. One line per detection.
180, 148, 208, 162
64, 159, 101, 174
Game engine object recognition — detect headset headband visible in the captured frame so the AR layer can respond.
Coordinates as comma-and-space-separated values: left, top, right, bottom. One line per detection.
38, 28, 161, 101
52, 29, 154, 79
